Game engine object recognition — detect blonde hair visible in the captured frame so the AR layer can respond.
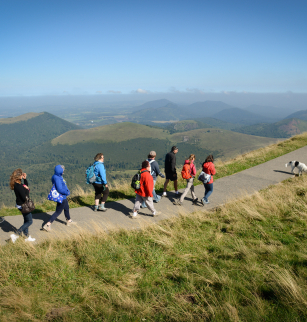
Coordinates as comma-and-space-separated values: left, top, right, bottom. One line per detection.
10, 168, 23, 190
189, 154, 196, 161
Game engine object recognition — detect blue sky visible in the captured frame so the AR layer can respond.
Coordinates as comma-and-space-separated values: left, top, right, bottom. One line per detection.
0, 0, 306, 96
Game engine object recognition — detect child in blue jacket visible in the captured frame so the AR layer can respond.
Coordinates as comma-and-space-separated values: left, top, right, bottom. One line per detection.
43, 165, 76, 231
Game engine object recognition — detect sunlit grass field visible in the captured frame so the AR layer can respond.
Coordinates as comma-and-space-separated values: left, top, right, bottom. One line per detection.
1, 161, 307, 320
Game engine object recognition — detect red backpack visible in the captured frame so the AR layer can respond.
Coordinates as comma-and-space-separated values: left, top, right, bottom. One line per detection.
181, 163, 192, 179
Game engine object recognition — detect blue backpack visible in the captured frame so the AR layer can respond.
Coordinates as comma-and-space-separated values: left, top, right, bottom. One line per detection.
85, 164, 96, 184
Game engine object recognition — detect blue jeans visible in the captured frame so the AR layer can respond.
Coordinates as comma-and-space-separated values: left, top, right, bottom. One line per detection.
49, 199, 71, 223
204, 183, 213, 201
17, 212, 33, 237
141, 180, 160, 207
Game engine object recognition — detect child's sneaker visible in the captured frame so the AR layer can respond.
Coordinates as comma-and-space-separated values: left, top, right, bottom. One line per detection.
42, 223, 51, 232
10, 234, 19, 243
25, 236, 36, 242
152, 211, 161, 217
201, 198, 209, 206
66, 220, 77, 226
98, 206, 107, 212
130, 212, 138, 219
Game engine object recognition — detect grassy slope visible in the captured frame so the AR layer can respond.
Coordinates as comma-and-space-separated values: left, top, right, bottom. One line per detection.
1, 163, 307, 321
51, 122, 170, 145
233, 118, 307, 138
171, 128, 278, 159
0, 112, 43, 124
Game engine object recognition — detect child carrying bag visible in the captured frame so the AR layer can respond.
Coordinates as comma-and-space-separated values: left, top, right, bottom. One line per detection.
198, 171, 211, 184
47, 185, 64, 203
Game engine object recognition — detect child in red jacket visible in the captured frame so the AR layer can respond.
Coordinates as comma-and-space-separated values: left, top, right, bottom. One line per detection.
201, 155, 216, 205
131, 160, 161, 219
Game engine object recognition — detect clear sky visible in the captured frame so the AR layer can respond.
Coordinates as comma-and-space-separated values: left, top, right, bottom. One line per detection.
0, 0, 306, 96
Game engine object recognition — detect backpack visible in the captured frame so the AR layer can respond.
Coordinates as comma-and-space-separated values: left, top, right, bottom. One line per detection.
181, 163, 192, 180
147, 159, 155, 176
131, 170, 148, 190
198, 171, 211, 184
85, 163, 96, 184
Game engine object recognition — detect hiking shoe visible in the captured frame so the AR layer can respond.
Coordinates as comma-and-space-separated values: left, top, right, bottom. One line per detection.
66, 220, 77, 226
93, 206, 98, 212
42, 223, 51, 232
98, 206, 107, 212
152, 211, 161, 217
0, 217, 4, 224
10, 234, 19, 243
173, 199, 182, 206
201, 198, 209, 206
154, 196, 161, 203
192, 198, 198, 205
130, 212, 138, 219
25, 236, 36, 242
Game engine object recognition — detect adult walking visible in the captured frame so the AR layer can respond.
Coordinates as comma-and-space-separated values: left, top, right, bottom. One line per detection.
201, 155, 216, 205
162, 146, 179, 197
141, 151, 165, 208
131, 160, 160, 219
174, 154, 198, 205
92, 153, 109, 212
9, 169, 35, 243
43, 165, 76, 231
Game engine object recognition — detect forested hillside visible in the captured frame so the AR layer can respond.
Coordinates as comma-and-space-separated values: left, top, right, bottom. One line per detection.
0, 112, 81, 150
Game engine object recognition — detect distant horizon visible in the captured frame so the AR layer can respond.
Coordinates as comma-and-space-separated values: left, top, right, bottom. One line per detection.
0, 91, 306, 113
1, 0, 306, 97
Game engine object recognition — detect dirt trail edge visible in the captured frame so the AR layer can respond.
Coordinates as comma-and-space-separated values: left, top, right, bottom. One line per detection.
1, 146, 306, 245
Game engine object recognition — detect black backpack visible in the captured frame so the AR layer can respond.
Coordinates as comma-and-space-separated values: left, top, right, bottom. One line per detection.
131, 170, 148, 190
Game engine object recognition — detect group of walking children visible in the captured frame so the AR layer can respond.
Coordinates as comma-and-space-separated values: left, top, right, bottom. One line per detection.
131, 146, 216, 218
8, 152, 109, 243
7, 148, 216, 242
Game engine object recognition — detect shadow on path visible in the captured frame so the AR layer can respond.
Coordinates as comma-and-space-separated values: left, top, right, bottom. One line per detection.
274, 170, 293, 175
32, 212, 66, 226
0, 220, 17, 234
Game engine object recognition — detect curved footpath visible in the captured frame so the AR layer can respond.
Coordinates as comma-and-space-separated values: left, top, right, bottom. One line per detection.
1, 146, 306, 245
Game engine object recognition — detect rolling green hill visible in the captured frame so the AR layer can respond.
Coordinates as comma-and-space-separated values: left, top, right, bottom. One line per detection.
53, 122, 278, 161
233, 118, 307, 138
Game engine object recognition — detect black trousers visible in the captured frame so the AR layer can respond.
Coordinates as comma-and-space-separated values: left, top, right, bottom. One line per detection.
93, 183, 110, 202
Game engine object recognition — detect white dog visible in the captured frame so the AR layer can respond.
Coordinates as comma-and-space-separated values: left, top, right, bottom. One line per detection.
285, 161, 307, 176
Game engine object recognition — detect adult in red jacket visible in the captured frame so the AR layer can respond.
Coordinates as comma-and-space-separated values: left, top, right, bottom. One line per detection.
131, 160, 160, 219
201, 155, 216, 205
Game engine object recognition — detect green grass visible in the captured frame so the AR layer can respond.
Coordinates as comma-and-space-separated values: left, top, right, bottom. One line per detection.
1, 167, 307, 321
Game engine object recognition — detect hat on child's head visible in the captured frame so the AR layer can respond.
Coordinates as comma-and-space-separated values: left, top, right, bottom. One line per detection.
142, 160, 150, 169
